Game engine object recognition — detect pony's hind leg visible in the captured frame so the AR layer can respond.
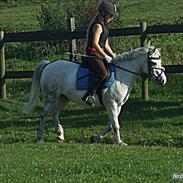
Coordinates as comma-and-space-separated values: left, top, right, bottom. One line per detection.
53, 95, 69, 142
37, 100, 53, 142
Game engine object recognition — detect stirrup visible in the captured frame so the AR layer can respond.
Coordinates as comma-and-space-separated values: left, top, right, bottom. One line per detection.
84, 95, 96, 107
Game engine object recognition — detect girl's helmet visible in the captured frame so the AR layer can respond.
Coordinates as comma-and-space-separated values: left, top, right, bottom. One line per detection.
98, 1, 117, 17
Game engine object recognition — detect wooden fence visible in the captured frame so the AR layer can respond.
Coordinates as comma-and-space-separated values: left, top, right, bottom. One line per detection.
0, 19, 183, 100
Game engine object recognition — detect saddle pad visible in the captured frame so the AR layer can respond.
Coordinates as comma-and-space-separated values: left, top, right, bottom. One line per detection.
76, 64, 116, 90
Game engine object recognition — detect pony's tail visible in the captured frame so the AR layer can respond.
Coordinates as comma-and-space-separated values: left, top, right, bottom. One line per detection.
22, 60, 50, 114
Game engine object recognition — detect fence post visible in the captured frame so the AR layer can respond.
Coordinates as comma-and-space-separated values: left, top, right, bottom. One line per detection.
0, 30, 6, 99
140, 22, 148, 100
67, 17, 76, 61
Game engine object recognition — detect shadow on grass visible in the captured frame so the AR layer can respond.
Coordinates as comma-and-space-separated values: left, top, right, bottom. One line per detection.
121, 100, 183, 122
0, 105, 8, 112
1, 99, 182, 129
1, 99, 183, 147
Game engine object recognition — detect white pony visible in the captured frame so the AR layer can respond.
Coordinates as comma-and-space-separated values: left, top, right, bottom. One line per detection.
22, 45, 167, 145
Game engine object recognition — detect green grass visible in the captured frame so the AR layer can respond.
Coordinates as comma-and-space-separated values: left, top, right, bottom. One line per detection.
0, 75, 183, 182
1, 144, 183, 183
121, 0, 183, 26
0, 0, 183, 31
0, 3, 40, 31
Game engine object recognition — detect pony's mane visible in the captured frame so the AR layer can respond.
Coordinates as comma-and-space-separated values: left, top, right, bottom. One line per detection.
114, 46, 153, 63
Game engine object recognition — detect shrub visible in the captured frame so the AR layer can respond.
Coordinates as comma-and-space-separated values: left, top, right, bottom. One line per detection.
36, 0, 124, 53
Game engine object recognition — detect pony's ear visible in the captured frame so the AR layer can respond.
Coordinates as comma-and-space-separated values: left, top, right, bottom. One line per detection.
147, 41, 151, 46
149, 47, 156, 55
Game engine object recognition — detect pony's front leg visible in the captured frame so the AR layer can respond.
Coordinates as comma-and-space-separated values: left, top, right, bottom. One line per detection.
91, 125, 112, 143
92, 106, 123, 143
107, 103, 126, 145
53, 96, 69, 142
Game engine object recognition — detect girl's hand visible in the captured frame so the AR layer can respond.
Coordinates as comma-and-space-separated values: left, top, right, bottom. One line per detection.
104, 55, 113, 63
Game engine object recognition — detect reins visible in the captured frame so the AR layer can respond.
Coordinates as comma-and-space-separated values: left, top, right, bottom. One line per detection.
67, 52, 147, 78
66, 51, 164, 79
111, 63, 146, 77
112, 52, 164, 79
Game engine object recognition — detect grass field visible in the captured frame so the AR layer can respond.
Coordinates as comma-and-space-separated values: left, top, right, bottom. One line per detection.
1, 143, 183, 182
0, 74, 183, 182
0, 0, 183, 182
0, 0, 183, 31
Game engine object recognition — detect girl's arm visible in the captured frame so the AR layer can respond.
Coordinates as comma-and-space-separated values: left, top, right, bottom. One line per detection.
104, 38, 115, 58
92, 24, 107, 58
93, 24, 113, 63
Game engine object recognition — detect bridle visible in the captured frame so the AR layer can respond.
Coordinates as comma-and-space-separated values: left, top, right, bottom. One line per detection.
147, 52, 165, 81
112, 50, 165, 80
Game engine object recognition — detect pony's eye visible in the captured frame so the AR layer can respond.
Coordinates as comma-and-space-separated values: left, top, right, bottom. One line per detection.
150, 61, 157, 66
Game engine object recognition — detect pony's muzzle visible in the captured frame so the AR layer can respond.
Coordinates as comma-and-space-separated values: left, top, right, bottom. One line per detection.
156, 72, 167, 86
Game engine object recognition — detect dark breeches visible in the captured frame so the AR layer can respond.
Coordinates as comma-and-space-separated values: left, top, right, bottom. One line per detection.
84, 56, 108, 81
81, 54, 109, 98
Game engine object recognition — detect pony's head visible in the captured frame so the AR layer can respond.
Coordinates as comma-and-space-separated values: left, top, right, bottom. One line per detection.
113, 44, 167, 86
142, 46, 167, 85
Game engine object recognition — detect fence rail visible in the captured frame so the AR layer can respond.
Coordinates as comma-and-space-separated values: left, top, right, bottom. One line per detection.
2, 24, 183, 44
4, 65, 183, 80
0, 21, 183, 99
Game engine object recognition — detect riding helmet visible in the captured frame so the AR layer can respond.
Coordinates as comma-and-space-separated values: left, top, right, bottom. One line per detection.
98, 1, 117, 17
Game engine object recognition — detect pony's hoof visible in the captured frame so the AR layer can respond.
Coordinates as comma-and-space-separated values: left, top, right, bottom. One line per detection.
119, 141, 128, 146
57, 137, 64, 143
36, 139, 44, 143
90, 135, 98, 143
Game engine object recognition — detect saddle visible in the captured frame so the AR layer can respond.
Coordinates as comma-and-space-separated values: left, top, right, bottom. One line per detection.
76, 62, 116, 90
76, 62, 116, 104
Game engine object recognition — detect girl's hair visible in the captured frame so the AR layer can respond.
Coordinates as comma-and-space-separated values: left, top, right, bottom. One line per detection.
86, 12, 101, 41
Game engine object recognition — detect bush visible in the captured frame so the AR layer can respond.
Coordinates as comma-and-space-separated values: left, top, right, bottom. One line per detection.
36, 0, 125, 53
36, 0, 102, 30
